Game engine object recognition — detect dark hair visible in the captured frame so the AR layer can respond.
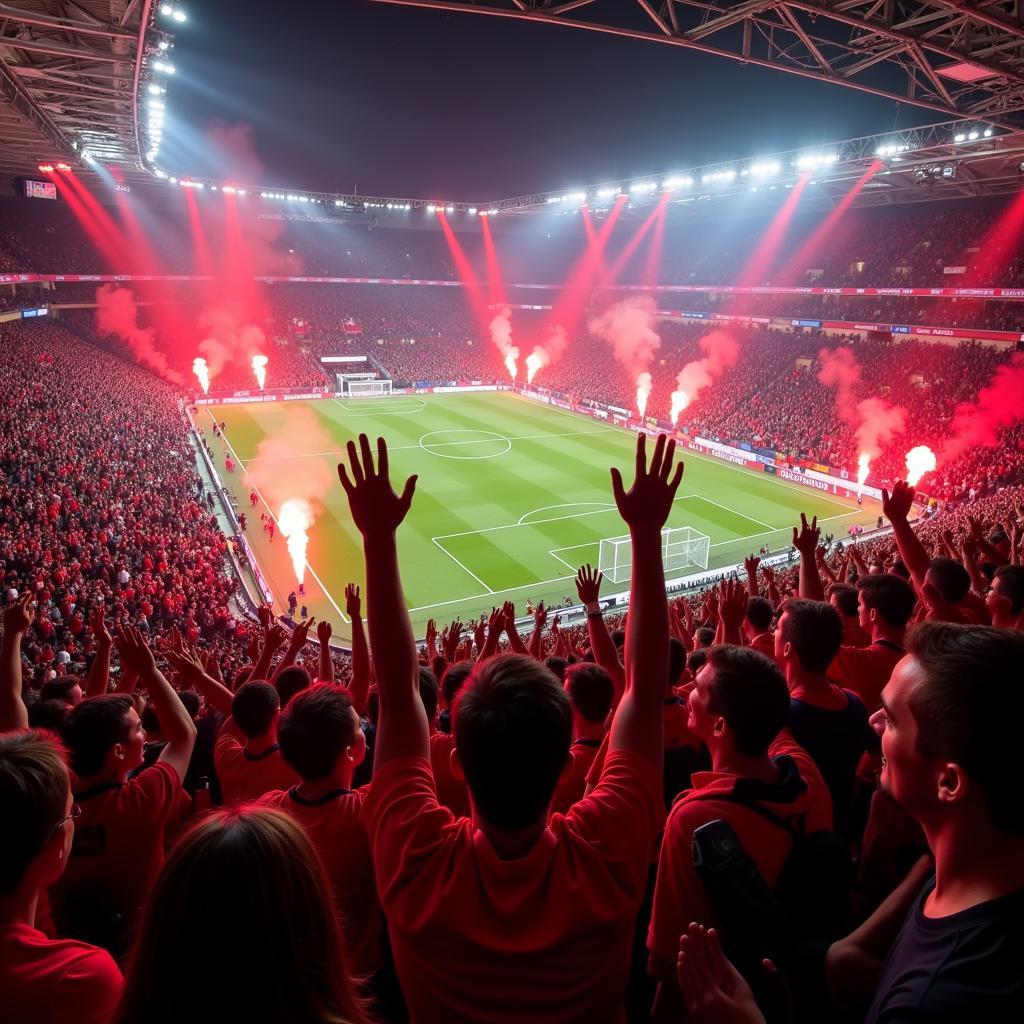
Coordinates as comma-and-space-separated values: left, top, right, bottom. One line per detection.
179, 690, 201, 720
419, 667, 439, 725
780, 599, 843, 673
60, 695, 134, 777
907, 623, 1024, 835
440, 660, 474, 709
278, 684, 358, 781
857, 573, 917, 628
827, 582, 860, 618
454, 654, 571, 831
705, 646, 790, 757
668, 636, 686, 685
890, 559, 911, 581
0, 731, 69, 895
928, 556, 971, 604
745, 597, 774, 631
694, 627, 716, 649
275, 666, 311, 707
231, 681, 280, 739
114, 809, 369, 1024
565, 663, 614, 724
40, 676, 81, 703
28, 698, 71, 731
141, 703, 162, 734
993, 565, 1024, 615
430, 655, 448, 682
687, 648, 708, 674
610, 629, 625, 649
544, 656, 568, 682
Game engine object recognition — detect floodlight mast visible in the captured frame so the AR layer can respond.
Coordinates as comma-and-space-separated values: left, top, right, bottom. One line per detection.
370, 0, 1024, 132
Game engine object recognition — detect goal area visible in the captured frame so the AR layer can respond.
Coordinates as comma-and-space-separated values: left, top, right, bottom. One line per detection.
342, 379, 393, 397
598, 526, 711, 585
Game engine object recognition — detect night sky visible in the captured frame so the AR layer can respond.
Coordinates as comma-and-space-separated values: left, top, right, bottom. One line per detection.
163, 0, 935, 200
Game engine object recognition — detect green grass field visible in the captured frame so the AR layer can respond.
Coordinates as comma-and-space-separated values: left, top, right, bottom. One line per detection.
199, 392, 878, 645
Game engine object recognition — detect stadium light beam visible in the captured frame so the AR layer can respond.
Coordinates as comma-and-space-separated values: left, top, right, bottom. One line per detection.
479, 210, 506, 306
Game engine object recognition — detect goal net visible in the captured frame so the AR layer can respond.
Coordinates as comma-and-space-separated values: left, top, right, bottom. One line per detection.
343, 379, 393, 397
598, 526, 711, 585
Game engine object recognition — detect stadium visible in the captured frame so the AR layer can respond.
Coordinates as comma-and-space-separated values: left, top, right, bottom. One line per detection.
2, 2, 1024, 1023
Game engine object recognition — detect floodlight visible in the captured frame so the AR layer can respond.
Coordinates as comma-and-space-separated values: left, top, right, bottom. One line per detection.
426, 205, 435, 213
468, 207, 477, 214
160, 3, 172, 14
445, 205, 454, 213
172, 9, 187, 21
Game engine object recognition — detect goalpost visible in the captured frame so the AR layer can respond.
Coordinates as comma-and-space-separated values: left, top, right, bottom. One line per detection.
598, 526, 711, 585
342, 379, 393, 397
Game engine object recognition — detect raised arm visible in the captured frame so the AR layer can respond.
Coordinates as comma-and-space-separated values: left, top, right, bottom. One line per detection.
743, 555, 761, 598
116, 626, 196, 782
338, 435, 422, 769
528, 602, 547, 661
316, 619, 335, 684
576, 564, 626, 699
344, 584, 370, 715
84, 606, 113, 699
0, 592, 34, 731
608, 433, 684, 765
162, 640, 235, 717
793, 513, 825, 601
502, 601, 529, 656
882, 481, 931, 592
271, 616, 314, 679
251, 621, 287, 683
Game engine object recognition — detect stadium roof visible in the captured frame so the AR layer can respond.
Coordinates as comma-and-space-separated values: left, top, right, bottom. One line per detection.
372, 1, 1024, 131
0, 0, 170, 181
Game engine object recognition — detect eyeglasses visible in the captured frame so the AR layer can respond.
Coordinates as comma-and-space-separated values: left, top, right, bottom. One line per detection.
51, 803, 81, 836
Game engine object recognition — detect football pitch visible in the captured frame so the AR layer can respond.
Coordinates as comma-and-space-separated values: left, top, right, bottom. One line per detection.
199, 392, 877, 645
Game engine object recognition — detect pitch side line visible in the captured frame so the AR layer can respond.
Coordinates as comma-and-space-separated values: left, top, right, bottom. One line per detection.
431, 537, 495, 595
204, 411, 351, 626
691, 494, 777, 532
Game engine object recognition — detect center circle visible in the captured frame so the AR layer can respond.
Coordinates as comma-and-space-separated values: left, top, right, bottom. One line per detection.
418, 429, 512, 460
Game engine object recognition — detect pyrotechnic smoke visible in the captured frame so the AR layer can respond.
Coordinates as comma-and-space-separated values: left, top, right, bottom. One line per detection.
905, 445, 937, 486
197, 304, 268, 384
857, 452, 871, 490
252, 354, 268, 390
525, 325, 570, 383
589, 297, 661, 416
192, 357, 210, 394
489, 306, 519, 380
670, 330, 740, 424
817, 347, 906, 464
278, 498, 313, 584
94, 285, 184, 384
636, 372, 653, 418
944, 353, 1024, 461
244, 407, 335, 584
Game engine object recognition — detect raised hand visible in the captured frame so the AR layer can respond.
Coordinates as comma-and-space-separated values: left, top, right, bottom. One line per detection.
316, 619, 333, 646
263, 621, 288, 652
425, 618, 437, 648
444, 619, 463, 661
501, 601, 516, 624
345, 583, 361, 618
792, 513, 820, 557
743, 554, 760, 576
3, 591, 36, 635
576, 564, 604, 605
677, 924, 768, 1024
881, 480, 916, 524
338, 434, 417, 536
257, 601, 273, 628
533, 601, 547, 630
115, 625, 158, 679
289, 616, 315, 649
610, 433, 684, 531
91, 606, 112, 649
473, 615, 486, 653
718, 578, 748, 635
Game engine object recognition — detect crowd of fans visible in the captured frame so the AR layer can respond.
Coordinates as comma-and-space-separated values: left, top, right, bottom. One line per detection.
3, 387, 1024, 1021
3, 193, 1024, 1022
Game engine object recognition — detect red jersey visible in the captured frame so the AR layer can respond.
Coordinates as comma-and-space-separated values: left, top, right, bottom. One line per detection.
430, 731, 471, 819
214, 718, 300, 805
363, 750, 663, 1024
828, 640, 905, 712
648, 733, 833, 965
748, 632, 777, 663
259, 786, 381, 977
0, 924, 122, 1024
50, 761, 180, 948
551, 737, 602, 814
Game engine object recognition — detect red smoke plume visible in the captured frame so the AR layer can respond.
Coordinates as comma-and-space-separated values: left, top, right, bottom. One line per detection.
944, 353, 1024, 460
672, 330, 740, 407
95, 285, 184, 384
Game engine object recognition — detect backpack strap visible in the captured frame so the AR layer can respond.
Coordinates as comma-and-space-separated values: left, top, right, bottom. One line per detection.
686, 789, 805, 841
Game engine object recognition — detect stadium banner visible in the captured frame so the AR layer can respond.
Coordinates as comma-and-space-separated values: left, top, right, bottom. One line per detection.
943, 267, 968, 275
686, 436, 759, 469
193, 387, 333, 405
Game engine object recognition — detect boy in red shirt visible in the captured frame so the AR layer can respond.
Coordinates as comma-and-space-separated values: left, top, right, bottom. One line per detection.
259, 682, 381, 979
214, 680, 299, 804
0, 730, 122, 1024
338, 431, 681, 1023
52, 626, 195, 956
647, 645, 832, 1018
551, 662, 613, 814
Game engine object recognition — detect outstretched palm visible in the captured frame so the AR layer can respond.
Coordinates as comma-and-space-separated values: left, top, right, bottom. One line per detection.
338, 434, 417, 536
611, 433, 684, 531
